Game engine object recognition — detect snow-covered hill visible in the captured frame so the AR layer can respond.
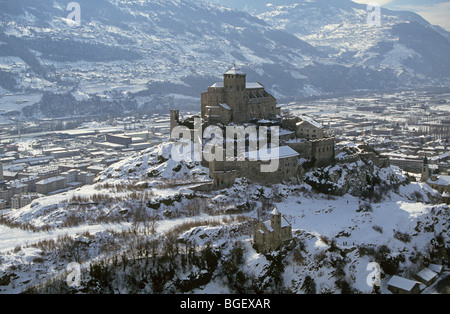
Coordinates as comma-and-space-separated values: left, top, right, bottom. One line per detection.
0, 141, 448, 294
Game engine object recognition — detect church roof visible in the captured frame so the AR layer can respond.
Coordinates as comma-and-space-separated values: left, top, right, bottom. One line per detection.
271, 208, 281, 216
244, 146, 300, 161
225, 66, 246, 75
246, 82, 264, 89
296, 115, 324, 129
428, 175, 450, 186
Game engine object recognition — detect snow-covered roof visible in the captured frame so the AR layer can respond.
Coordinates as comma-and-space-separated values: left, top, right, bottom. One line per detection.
263, 221, 273, 232
279, 129, 295, 136
246, 82, 263, 89
296, 116, 324, 129
278, 146, 301, 158
271, 208, 280, 215
416, 268, 437, 282
281, 216, 291, 228
225, 66, 246, 75
219, 103, 231, 111
244, 146, 300, 161
428, 264, 443, 274
210, 82, 223, 88
388, 276, 420, 291
36, 176, 66, 185
428, 175, 450, 186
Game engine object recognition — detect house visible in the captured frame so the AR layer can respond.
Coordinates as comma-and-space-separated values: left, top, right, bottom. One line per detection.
11, 193, 41, 209
426, 175, 450, 194
414, 268, 438, 286
387, 276, 422, 294
295, 115, 325, 140
421, 164, 450, 194
442, 192, 450, 205
428, 264, 444, 276
36, 176, 66, 195
253, 208, 293, 253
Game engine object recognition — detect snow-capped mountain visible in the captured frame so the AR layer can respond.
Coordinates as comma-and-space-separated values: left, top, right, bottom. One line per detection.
0, 0, 449, 118
209, 0, 450, 87
0, 0, 317, 109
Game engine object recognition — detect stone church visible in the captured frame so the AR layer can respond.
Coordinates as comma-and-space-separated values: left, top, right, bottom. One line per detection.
253, 208, 293, 253
170, 65, 336, 189
201, 65, 280, 125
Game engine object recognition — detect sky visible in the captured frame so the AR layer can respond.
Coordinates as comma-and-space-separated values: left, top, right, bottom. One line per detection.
353, 0, 450, 31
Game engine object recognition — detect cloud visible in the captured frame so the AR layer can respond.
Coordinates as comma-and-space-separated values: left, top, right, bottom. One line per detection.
393, 2, 450, 31
352, 0, 394, 5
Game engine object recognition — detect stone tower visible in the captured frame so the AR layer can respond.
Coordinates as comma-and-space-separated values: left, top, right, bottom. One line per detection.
170, 109, 180, 138
223, 66, 247, 123
270, 207, 282, 245
201, 65, 278, 126
421, 157, 430, 182
421, 165, 430, 182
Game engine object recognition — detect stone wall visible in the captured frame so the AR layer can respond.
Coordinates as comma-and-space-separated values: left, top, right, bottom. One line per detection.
209, 155, 299, 188
285, 137, 335, 167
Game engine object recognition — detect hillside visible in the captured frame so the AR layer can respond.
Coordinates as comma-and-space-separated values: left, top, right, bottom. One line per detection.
0, 141, 448, 294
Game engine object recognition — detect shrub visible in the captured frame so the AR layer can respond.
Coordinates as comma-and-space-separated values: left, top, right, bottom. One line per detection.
357, 202, 372, 212
394, 231, 411, 243
372, 225, 383, 234
301, 276, 317, 294
358, 245, 376, 258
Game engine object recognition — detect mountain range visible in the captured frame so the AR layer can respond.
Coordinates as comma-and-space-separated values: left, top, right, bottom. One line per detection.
0, 0, 449, 118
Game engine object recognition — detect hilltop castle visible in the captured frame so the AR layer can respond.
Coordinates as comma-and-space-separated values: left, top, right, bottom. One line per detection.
170, 66, 336, 189
201, 65, 279, 125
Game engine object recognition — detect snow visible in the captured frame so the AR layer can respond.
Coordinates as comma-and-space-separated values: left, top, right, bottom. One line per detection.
246, 82, 264, 89
224, 66, 246, 75
388, 275, 420, 291
428, 175, 450, 187
0, 136, 449, 294
297, 115, 324, 129
271, 208, 280, 215
218, 103, 231, 111
244, 146, 299, 160
416, 268, 437, 283
0, 223, 131, 253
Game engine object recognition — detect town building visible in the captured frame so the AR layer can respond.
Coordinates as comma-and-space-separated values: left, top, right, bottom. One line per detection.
295, 115, 325, 140
421, 163, 450, 195
414, 268, 438, 286
36, 176, 66, 195
387, 276, 422, 294
253, 208, 293, 253
11, 193, 41, 209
